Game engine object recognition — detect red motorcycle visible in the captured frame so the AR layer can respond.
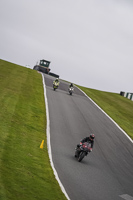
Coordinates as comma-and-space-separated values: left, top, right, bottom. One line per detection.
75, 142, 92, 162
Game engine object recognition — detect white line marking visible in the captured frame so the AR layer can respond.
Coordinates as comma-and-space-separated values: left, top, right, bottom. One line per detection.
42, 74, 71, 200
119, 194, 133, 200
76, 86, 133, 143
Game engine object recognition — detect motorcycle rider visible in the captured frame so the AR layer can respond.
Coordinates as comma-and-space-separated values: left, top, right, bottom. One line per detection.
77, 134, 95, 152
69, 83, 73, 88
68, 83, 74, 94
53, 78, 60, 87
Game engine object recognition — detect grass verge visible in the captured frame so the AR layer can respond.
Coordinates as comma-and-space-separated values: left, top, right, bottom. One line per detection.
0, 59, 67, 200
77, 85, 133, 140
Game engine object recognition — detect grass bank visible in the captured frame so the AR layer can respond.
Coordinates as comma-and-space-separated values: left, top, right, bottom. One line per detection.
0, 59, 67, 200
77, 86, 133, 140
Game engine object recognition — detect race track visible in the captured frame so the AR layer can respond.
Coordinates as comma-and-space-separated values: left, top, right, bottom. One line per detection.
43, 74, 133, 200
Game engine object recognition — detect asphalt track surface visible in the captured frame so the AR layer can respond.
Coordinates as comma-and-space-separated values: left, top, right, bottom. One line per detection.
43, 74, 133, 200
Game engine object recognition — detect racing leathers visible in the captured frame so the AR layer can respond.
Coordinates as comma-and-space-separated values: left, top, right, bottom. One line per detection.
80, 137, 94, 149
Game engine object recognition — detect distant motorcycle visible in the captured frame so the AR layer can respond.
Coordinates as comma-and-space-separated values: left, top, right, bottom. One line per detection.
53, 82, 59, 91
68, 87, 74, 95
75, 142, 92, 162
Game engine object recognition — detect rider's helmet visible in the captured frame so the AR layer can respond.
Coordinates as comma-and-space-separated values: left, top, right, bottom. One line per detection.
56, 78, 59, 81
90, 134, 95, 140
70, 83, 73, 87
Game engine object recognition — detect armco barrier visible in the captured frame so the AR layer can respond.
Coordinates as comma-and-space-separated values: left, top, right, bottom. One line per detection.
120, 91, 133, 101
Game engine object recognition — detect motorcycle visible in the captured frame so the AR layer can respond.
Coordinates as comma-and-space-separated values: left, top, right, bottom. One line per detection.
53, 82, 59, 91
75, 142, 92, 162
68, 87, 74, 95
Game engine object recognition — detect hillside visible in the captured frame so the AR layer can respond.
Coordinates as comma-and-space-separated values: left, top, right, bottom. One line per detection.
0, 59, 67, 200
0, 58, 132, 200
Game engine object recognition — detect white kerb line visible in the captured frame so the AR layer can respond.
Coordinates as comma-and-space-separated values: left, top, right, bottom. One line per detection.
76, 86, 133, 144
42, 73, 71, 200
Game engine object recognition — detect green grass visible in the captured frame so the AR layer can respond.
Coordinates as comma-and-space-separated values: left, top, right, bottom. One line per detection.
77, 86, 133, 140
0, 59, 67, 200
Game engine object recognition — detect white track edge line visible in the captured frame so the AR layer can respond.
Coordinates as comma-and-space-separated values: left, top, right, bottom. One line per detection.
42, 74, 71, 200
76, 86, 133, 144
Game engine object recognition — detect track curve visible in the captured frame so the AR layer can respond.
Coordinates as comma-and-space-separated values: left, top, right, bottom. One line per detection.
44, 74, 133, 200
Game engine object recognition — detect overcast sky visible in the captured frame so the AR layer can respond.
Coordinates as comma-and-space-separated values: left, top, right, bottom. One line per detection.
0, 0, 133, 93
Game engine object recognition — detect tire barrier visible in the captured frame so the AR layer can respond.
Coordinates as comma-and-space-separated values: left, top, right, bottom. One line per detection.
120, 91, 133, 101
49, 72, 59, 78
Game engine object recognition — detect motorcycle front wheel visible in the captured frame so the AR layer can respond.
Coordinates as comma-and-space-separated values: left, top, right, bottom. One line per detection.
78, 152, 86, 162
